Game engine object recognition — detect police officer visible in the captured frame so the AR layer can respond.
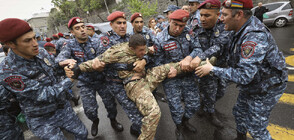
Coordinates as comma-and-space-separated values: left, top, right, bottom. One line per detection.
0, 18, 88, 140
187, 0, 202, 32
190, 0, 231, 128
196, 0, 287, 139
51, 34, 59, 46
56, 17, 124, 136
158, 5, 180, 31
73, 34, 182, 140
0, 85, 24, 140
154, 9, 202, 140
55, 32, 67, 55
86, 25, 99, 40
36, 33, 46, 48
95, 11, 145, 137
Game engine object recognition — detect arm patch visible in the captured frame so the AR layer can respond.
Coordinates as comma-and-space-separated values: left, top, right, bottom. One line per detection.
241, 41, 257, 59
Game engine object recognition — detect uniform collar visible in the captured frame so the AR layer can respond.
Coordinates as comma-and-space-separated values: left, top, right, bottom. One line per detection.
9, 48, 44, 62
234, 16, 253, 37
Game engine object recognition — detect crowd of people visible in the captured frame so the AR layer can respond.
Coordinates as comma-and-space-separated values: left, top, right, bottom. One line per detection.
0, 0, 288, 140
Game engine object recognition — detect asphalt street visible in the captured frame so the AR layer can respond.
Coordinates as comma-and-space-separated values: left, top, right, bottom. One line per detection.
23, 23, 294, 140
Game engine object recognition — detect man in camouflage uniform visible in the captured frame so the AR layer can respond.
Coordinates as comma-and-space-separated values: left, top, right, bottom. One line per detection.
154, 9, 202, 140
196, 0, 288, 139
70, 34, 182, 140
0, 18, 88, 140
190, 0, 231, 128
188, 0, 202, 33
55, 32, 67, 56
93, 11, 145, 136
0, 85, 24, 140
56, 17, 124, 136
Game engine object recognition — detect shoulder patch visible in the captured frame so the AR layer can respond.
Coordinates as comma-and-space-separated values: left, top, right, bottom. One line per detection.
241, 41, 257, 59
100, 36, 110, 47
4, 76, 25, 91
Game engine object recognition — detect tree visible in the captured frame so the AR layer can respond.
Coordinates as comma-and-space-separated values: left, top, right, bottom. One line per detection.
127, 0, 158, 18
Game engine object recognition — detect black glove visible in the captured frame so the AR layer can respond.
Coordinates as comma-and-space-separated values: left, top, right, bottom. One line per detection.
70, 64, 81, 79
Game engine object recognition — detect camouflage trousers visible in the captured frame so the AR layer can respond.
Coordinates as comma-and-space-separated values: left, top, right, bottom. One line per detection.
199, 75, 226, 113
163, 74, 200, 124
104, 80, 143, 131
79, 83, 117, 121
233, 82, 286, 140
0, 114, 24, 140
26, 102, 88, 140
125, 62, 181, 140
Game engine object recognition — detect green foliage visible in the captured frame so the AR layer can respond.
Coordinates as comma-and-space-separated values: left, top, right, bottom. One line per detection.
127, 0, 158, 18
80, 0, 102, 13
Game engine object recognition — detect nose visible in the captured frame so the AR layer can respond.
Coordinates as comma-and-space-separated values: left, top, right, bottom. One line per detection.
32, 38, 38, 47
220, 15, 224, 22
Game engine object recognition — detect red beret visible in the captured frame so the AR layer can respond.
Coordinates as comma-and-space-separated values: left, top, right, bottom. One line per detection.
198, 0, 221, 9
68, 17, 84, 28
0, 18, 32, 43
44, 42, 55, 48
52, 34, 58, 38
86, 25, 95, 30
58, 33, 63, 37
107, 11, 126, 22
45, 38, 51, 42
130, 13, 143, 23
169, 9, 190, 22
222, 0, 253, 9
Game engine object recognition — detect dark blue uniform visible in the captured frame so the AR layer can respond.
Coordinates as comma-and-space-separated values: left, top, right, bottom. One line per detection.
194, 21, 232, 113
154, 26, 202, 125
55, 37, 67, 55
0, 49, 87, 140
211, 16, 287, 139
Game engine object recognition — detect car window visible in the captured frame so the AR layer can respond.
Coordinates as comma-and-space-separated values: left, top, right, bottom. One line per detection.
282, 3, 292, 10
265, 3, 284, 12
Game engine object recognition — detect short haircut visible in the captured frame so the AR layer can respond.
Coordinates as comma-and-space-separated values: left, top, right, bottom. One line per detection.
129, 34, 146, 49
2, 45, 9, 53
232, 9, 252, 19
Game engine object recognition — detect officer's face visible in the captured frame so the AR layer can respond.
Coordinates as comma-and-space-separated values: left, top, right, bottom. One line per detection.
169, 19, 186, 37
86, 27, 95, 37
220, 8, 238, 31
166, 11, 173, 18
182, 5, 189, 13
149, 19, 156, 28
71, 23, 88, 42
189, 2, 200, 13
158, 18, 164, 23
200, 9, 220, 29
110, 18, 127, 37
132, 17, 144, 33
132, 45, 146, 59
7, 31, 39, 59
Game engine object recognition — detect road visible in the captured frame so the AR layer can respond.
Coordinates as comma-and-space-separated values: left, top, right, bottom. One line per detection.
24, 23, 294, 140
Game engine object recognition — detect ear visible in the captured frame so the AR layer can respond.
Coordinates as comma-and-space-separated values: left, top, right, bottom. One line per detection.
110, 22, 113, 27
5, 42, 16, 49
70, 30, 75, 36
168, 19, 171, 23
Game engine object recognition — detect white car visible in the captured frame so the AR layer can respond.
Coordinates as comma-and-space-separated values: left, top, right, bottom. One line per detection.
252, 1, 294, 27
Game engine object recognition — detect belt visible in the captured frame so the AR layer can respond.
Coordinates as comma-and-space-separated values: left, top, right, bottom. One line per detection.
106, 78, 123, 83
123, 78, 141, 85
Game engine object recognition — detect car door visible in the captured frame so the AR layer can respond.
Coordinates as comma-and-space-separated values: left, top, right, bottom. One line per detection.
263, 3, 284, 24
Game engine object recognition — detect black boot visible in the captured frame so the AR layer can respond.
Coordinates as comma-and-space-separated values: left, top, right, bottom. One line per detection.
91, 118, 99, 136
175, 124, 185, 140
207, 112, 224, 128
130, 125, 140, 137
182, 116, 197, 133
234, 131, 247, 140
110, 118, 124, 132
197, 104, 205, 117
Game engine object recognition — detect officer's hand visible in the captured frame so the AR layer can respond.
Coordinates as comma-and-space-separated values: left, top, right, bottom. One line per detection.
64, 66, 74, 81
179, 56, 192, 72
195, 58, 213, 78
168, 67, 177, 78
92, 58, 105, 72
59, 59, 77, 67
190, 56, 201, 70
133, 59, 146, 73
148, 46, 155, 54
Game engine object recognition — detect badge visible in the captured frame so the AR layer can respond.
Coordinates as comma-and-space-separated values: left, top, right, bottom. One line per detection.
186, 34, 191, 41
146, 34, 150, 40
101, 37, 109, 47
90, 48, 95, 54
44, 58, 51, 66
225, 0, 231, 7
4, 76, 25, 91
214, 29, 220, 37
241, 41, 257, 59
182, 17, 188, 22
